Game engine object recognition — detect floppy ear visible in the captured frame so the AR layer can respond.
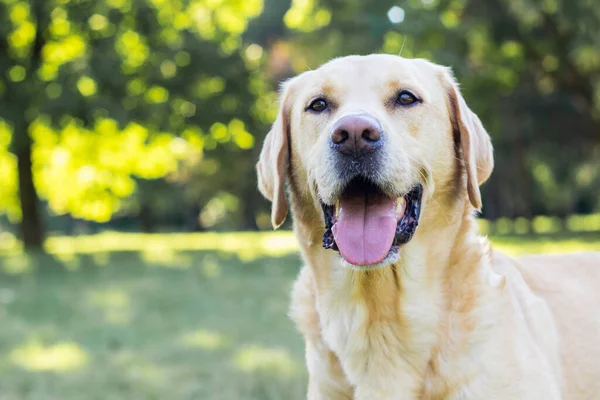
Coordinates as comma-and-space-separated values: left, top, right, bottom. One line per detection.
256, 83, 293, 229
444, 70, 494, 211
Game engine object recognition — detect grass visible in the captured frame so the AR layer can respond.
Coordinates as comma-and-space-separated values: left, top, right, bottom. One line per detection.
0, 230, 598, 399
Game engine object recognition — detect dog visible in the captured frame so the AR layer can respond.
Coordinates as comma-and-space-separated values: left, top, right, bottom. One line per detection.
256, 54, 600, 399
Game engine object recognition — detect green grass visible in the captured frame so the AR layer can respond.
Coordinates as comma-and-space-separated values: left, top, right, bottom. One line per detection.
0, 231, 598, 399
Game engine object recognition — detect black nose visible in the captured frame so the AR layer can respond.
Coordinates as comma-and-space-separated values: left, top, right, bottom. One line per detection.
330, 114, 383, 157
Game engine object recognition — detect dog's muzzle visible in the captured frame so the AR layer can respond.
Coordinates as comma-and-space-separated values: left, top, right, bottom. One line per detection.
321, 179, 423, 266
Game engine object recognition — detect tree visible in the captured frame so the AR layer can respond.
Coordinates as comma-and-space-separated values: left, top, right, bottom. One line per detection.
1, 0, 598, 237
248, 0, 600, 221
0, 0, 264, 247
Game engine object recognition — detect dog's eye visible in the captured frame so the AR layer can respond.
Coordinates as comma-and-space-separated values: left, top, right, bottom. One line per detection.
307, 98, 328, 112
396, 91, 419, 106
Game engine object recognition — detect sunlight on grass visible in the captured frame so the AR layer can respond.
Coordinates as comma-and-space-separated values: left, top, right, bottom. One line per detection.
0, 230, 598, 268
491, 237, 600, 256
0, 232, 20, 254
233, 345, 299, 377
1, 253, 33, 274
201, 255, 222, 278
180, 329, 227, 350
39, 231, 299, 261
111, 351, 165, 387
52, 250, 81, 270
11, 341, 88, 372
44, 231, 600, 258
87, 288, 132, 325
140, 243, 192, 268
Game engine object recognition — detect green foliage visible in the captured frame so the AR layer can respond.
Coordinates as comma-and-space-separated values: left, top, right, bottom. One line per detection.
29, 117, 202, 221
0, 0, 265, 226
0, 121, 20, 221
0, 0, 599, 234
271, 0, 600, 221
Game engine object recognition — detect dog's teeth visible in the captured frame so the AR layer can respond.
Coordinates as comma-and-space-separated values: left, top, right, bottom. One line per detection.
395, 197, 406, 217
335, 200, 340, 218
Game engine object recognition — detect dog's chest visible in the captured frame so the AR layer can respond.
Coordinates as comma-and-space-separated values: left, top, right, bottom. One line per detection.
317, 292, 434, 395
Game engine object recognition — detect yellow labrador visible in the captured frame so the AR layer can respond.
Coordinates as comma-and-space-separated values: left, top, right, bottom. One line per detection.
256, 54, 600, 399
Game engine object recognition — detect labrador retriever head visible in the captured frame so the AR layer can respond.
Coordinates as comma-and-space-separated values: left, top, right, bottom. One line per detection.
257, 55, 493, 268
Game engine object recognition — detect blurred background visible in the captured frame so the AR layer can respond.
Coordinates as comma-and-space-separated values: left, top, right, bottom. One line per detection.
0, 0, 598, 398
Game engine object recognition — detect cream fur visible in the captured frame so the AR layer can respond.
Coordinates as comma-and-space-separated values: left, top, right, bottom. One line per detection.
257, 55, 600, 399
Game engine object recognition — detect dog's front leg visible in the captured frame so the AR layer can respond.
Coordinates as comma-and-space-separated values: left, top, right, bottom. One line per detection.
350, 360, 422, 400
305, 340, 354, 399
354, 384, 415, 400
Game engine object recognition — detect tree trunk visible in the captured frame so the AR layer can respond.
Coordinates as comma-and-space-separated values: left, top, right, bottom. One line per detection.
139, 203, 155, 233
16, 132, 44, 250
515, 131, 533, 221
186, 204, 204, 232
12, 0, 46, 251
240, 189, 260, 231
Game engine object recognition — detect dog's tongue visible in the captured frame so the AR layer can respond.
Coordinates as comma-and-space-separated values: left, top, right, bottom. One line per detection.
332, 193, 400, 266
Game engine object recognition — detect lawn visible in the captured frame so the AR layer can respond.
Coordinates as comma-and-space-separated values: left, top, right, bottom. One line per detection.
0, 231, 598, 400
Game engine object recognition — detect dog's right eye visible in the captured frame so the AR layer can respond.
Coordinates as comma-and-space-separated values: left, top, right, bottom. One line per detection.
395, 90, 421, 106
307, 99, 328, 112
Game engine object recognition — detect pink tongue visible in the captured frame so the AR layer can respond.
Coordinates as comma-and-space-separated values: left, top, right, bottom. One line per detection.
332, 193, 400, 266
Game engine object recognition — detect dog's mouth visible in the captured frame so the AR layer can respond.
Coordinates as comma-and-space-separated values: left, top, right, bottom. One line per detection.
321, 179, 423, 266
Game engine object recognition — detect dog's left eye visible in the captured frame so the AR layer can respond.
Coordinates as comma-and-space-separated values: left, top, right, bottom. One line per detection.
396, 91, 420, 106
307, 98, 328, 112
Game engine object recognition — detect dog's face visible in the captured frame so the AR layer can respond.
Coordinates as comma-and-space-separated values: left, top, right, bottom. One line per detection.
257, 55, 493, 268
